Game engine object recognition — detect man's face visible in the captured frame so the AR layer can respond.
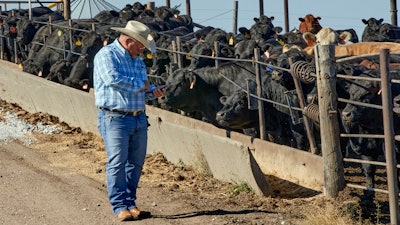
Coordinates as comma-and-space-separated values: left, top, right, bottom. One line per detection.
127, 38, 145, 57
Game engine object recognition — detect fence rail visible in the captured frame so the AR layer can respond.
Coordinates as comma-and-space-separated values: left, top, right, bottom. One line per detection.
0, 17, 399, 223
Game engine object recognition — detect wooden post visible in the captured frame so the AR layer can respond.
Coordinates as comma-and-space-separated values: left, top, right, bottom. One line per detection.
390, 0, 398, 26
314, 44, 345, 198
165, 0, 170, 8
254, 48, 266, 140
214, 41, 220, 68
186, 0, 191, 17
0, 21, 3, 61
283, 0, 289, 33
232, 1, 238, 35
147, 2, 155, 10
176, 36, 183, 68
259, 0, 264, 16
63, 0, 70, 20
379, 48, 400, 225
171, 40, 178, 64
28, 0, 32, 20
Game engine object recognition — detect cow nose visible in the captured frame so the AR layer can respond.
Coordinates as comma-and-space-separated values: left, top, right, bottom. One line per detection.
216, 111, 226, 120
341, 110, 352, 121
149, 68, 157, 75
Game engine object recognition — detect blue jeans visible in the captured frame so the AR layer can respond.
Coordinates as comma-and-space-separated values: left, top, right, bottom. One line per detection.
97, 109, 148, 215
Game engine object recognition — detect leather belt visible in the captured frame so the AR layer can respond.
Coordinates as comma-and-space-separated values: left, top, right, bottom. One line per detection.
99, 107, 145, 116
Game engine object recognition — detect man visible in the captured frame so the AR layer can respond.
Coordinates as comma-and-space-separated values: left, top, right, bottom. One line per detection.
93, 20, 166, 221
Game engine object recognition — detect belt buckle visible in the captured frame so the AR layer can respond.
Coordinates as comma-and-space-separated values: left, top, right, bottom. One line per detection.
133, 110, 142, 116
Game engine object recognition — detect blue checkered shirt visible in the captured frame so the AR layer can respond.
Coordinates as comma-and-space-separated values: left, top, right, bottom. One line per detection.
93, 39, 148, 111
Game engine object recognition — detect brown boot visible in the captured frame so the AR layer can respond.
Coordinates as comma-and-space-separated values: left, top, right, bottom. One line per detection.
130, 207, 152, 219
117, 209, 133, 221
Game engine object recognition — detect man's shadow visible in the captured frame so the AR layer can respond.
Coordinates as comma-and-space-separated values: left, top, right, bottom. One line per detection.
151, 209, 274, 219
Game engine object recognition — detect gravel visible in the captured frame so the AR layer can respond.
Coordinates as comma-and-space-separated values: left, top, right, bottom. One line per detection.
0, 109, 61, 145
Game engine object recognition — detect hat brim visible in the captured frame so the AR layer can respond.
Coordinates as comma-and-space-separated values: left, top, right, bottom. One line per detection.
111, 27, 156, 53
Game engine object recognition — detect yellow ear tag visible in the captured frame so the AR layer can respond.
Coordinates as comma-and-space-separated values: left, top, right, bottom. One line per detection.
18, 63, 23, 70
278, 39, 285, 46
76, 39, 82, 46
57, 30, 62, 37
146, 53, 152, 59
229, 36, 234, 46
244, 33, 251, 39
186, 53, 191, 60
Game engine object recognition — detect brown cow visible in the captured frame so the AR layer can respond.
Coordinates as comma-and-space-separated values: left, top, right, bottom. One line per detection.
304, 41, 400, 58
298, 14, 322, 34
359, 59, 400, 69
334, 42, 400, 58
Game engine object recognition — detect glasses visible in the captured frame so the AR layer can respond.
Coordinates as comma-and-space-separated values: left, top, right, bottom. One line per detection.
128, 38, 146, 51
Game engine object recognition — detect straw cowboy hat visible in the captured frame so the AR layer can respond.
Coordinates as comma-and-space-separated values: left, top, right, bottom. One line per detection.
111, 20, 156, 53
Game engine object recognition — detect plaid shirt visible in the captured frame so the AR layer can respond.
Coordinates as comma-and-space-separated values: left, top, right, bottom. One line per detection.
93, 39, 148, 111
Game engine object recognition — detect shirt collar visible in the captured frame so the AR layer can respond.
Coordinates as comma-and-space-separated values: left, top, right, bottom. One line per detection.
112, 38, 135, 59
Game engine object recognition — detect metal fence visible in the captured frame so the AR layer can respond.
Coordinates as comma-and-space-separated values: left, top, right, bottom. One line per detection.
0, 18, 399, 223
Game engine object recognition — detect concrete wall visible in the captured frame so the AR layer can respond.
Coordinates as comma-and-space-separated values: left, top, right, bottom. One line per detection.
0, 60, 324, 195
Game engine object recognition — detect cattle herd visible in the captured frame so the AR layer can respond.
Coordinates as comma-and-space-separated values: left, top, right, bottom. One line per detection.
1, 2, 400, 203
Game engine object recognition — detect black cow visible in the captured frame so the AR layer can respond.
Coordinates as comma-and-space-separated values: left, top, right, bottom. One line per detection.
45, 59, 72, 83
361, 17, 400, 42
341, 70, 400, 204
163, 62, 259, 125
216, 73, 307, 149
22, 24, 74, 76
248, 15, 281, 43
63, 30, 103, 91
162, 67, 223, 124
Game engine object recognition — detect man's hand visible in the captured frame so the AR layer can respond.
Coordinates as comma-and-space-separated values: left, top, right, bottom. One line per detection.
153, 85, 167, 98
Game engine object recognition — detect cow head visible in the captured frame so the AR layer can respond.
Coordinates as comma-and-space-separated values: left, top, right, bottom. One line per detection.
216, 90, 258, 129
341, 76, 382, 129
362, 17, 384, 30
298, 14, 322, 34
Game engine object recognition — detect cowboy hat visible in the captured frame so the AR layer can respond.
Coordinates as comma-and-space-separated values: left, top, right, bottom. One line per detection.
111, 20, 156, 53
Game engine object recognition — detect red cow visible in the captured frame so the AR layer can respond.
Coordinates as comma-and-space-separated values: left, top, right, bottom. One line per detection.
298, 14, 322, 34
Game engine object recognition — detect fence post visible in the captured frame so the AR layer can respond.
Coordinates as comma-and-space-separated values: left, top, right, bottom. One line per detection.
254, 48, 266, 140
0, 24, 3, 61
13, 38, 17, 64
379, 48, 400, 225
314, 44, 345, 197
232, 1, 238, 35
175, 36, 182, 68
171, 40, 178, 64
214, 41, 220, 68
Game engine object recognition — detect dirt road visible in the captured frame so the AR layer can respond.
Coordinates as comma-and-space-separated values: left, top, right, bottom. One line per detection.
0, 140, 287, 225
1, 99, 390, 225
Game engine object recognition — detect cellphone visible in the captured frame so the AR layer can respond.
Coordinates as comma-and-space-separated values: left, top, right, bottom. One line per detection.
146, 84, 167, 93
157, 85, 167, 90
146, 84, 157, 93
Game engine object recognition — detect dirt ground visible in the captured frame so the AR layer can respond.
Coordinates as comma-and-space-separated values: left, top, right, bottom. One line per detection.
0, 100, 395, 225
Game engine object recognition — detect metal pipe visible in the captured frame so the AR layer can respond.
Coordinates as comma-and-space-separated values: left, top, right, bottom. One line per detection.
380, 48, 400, 225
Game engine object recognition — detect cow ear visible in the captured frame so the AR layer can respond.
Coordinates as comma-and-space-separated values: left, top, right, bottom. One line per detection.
299, 18, 305, 22
273, 26, 283, 34
188, 71, 196, 89
219, 96, 227, 104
